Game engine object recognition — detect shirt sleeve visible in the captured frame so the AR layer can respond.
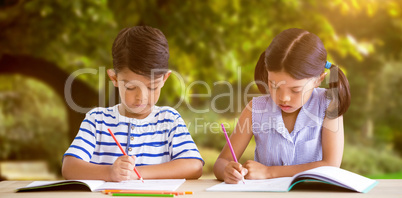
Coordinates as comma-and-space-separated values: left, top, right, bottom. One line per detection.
63, 111, 97, 162
168, 116, 204, 165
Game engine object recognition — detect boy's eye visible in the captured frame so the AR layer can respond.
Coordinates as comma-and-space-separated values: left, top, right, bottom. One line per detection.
292, 90, 301, 94
125, 86, 136, 90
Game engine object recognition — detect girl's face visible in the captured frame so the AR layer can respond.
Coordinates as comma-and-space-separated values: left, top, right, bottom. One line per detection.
108, 67, 170, 119
267, 71, 325, 114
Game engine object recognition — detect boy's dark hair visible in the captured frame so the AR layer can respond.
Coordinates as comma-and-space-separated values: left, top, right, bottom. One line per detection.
254, 28, 351, 119
112, 26, 169, 77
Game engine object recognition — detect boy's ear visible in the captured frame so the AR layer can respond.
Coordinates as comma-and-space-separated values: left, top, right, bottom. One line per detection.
315, 72, 327, 87
161, 71, 171, 85
107, 69, 118, 87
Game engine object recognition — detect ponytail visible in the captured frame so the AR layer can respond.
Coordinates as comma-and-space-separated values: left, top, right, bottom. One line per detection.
326, 64, 351, 119
254, 51, 269, 94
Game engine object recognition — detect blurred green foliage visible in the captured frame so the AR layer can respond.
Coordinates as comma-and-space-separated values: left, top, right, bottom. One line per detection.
0, 75, 68, 173
1, 0, 402, 178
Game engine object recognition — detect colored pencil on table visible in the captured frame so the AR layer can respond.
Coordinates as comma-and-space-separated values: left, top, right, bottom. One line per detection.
110, 193, 174, 197
102, 190, 193, 195
108, 128, 144, 183
221, 123, 245, 184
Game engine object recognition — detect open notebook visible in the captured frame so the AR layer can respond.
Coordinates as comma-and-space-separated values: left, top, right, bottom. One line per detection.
207, 166, 378, 193
16, 179, 185, 192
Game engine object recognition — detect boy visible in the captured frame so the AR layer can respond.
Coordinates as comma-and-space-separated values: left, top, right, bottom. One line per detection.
62, 26, 203, 181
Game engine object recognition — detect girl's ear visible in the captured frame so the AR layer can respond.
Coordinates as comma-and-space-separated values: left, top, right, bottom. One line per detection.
315, 72, 327, 87
107, 69, 118, 87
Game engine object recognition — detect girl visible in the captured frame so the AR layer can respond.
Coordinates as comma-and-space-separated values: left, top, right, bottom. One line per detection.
214, 28, 351, 184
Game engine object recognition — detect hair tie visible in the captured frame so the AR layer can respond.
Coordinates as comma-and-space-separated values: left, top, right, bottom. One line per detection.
325, 61, 332, 69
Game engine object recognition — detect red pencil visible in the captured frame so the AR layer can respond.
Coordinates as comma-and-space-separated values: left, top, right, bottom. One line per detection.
108, 128, 144, 183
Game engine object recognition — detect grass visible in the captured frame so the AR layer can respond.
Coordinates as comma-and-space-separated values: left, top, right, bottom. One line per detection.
368, 171, 402, 179
198, 147, 220, 177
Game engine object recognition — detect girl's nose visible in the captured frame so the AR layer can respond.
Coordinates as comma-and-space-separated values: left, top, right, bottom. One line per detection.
279, 92, 290, 102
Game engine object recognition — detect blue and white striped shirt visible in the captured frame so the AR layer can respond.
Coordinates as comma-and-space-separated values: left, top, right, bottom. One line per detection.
252, 88, 330, 166
64, 105, 203, 166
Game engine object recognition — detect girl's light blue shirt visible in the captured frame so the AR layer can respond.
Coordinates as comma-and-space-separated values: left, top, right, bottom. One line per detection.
252, 88, 330, 166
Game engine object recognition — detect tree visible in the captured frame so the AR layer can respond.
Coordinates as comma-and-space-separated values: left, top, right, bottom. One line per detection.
0, 0, 116, 172
1, 0, 402, 176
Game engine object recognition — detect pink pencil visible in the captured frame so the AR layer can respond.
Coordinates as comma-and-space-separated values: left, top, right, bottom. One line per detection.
221, 124, 245, 184
107, 128, 144, 183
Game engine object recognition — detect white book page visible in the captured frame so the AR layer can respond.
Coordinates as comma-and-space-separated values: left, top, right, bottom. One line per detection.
293, 166, 376, 192
21, 180, 105, 192
206, 177, 293, 192
94, 179, 186, 192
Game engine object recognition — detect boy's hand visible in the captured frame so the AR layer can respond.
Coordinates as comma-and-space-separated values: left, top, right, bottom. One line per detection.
242, 160, 271, 179
109, 155, 138, 182
223, 161, 248, 184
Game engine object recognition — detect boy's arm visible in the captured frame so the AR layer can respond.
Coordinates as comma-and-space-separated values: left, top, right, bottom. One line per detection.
62, 155, 137, 181
244, 115, 344, 179
136, 159, 203, 179
63, 111, 110, 180
63, 151, 202, 180
62, 156, 112, 181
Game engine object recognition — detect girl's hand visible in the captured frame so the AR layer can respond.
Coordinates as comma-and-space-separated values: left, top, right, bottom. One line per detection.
243, 160, 272, 179
224, 161, 248, 184
109, 155, 138, 182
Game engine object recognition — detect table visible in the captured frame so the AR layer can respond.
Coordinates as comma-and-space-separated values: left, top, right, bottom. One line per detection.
0, 179, 401, 198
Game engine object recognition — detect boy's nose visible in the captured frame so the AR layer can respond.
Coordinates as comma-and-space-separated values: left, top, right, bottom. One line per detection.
134, 87, 147, 101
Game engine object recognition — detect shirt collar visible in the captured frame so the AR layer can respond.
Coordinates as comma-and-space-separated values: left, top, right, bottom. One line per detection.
292, 88, 323, 132
261, 88, 323, 133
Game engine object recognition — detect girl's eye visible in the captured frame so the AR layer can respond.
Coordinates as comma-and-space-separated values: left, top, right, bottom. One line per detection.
148, 87, 157, 91
292, 90, 301, 94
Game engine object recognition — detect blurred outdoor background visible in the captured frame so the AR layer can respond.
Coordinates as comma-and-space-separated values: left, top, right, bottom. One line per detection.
1, 0, 402, 180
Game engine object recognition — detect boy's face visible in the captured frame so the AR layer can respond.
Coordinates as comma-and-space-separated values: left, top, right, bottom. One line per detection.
108, 67, 170, 119
267, 71, 326, 114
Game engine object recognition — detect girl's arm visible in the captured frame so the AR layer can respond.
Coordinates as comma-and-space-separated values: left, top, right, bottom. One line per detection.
62, 155, 203, 181
213, 101, 254, 182
244, 115, 344, 179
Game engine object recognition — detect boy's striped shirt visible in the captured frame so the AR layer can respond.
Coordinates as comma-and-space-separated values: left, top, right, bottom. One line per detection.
64, 105, 203, 166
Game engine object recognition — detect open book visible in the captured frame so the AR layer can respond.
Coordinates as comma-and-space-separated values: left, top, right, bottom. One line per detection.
16, 179, 185, 192
207, 166, 378, 193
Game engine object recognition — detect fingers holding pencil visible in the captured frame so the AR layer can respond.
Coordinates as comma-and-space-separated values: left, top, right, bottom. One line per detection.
107, 128, 144, 182
223, 161, 248, 184
221, 124, 247, 184
110, 155, 138, 182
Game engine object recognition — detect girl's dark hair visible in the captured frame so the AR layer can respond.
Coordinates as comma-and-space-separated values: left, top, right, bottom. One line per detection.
112, 26, 169, 77
254, 28, 351, 118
